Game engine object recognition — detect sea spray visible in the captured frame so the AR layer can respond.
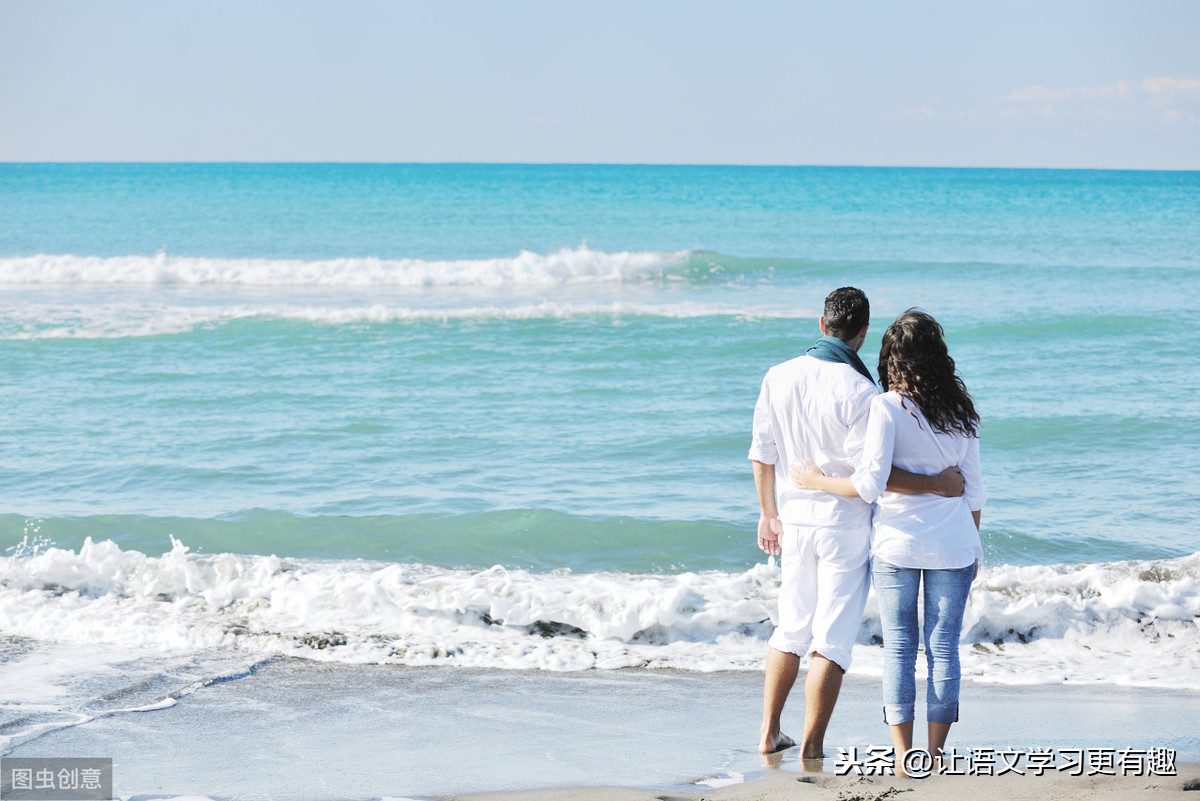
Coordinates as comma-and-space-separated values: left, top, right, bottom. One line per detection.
0, 247, 687, 287
2, 538, 1196, 685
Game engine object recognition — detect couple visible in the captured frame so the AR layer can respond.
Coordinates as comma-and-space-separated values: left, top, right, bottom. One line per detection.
748, 287, 984, 770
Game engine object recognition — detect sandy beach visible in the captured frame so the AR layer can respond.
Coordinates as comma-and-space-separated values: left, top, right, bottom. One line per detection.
446, 767, 1200, 801
5, 658, 1196, 798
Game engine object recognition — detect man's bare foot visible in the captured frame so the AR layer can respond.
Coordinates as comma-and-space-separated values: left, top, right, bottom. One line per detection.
798, 738, 825, 760
759, 731, 796, 754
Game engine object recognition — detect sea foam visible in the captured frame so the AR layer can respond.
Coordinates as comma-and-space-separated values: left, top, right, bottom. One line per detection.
1, 538, 1196, 686
0, 299, 783, 340
0, 246, 797, 339
0, 247, 688, 288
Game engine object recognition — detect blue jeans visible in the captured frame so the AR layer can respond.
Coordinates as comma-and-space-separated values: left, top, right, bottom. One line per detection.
871, 558, 975, 726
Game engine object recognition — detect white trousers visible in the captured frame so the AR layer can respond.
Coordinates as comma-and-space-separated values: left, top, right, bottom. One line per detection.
767, 522, 871, 671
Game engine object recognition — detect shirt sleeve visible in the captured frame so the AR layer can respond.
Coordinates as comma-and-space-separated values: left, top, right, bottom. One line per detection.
747, 374, 778, 464
960, 433, 987, 511
851, 395, 893, 504
843, 382, 874, 471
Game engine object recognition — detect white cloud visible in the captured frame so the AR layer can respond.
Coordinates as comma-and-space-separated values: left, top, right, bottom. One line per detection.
893, 105, 937, 121
1141, 76, 1200, 96
890, 77, 1200, 130
1005, 81, 1138, 103
1003, 77, 1200, 106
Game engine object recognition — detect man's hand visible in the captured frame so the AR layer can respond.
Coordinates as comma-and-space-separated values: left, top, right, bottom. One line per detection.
757, 514, 783, 555
935, 466, 965, 497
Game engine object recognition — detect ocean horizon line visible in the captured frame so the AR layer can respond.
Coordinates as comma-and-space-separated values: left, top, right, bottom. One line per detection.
3, 160, 1199, 174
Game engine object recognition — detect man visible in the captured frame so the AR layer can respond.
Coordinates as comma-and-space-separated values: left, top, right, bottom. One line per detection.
749, 287, 962, 758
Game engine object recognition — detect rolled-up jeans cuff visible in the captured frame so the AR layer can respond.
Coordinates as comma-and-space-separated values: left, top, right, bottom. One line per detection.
883, 704, 914, 725
927, 701, 959, 724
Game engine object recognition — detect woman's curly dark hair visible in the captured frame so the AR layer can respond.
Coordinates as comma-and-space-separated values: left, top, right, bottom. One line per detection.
878, 309, 979, 437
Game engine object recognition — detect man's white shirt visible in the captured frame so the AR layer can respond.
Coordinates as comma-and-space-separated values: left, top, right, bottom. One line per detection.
748, 354, 877, 531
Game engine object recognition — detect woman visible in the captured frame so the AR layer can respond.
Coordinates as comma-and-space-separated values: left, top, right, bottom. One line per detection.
790, 309, 984, 772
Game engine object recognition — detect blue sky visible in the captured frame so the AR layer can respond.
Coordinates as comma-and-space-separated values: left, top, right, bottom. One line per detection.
1, 0, 1197, 168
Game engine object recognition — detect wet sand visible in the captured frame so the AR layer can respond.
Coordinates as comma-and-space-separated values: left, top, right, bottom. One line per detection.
5, 659, 1197, 798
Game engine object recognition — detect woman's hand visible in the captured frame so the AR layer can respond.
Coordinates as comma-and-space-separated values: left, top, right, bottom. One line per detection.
789, 460, 862, 498
789, 460, 826, 489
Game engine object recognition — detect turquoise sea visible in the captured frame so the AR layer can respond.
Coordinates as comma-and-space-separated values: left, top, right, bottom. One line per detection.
0, 165, 1198, 784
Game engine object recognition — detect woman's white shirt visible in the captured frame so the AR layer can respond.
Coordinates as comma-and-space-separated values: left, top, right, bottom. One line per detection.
851, 391, 985, 570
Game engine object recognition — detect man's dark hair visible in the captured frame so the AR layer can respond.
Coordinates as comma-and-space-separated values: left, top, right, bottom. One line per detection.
823, 287, 870, 341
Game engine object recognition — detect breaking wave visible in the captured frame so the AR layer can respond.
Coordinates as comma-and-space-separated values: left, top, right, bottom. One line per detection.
0, 247, 689, 288
2, 538, 1197, 685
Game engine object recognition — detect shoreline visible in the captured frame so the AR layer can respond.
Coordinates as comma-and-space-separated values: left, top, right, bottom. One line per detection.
4, 659, 1198, 798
